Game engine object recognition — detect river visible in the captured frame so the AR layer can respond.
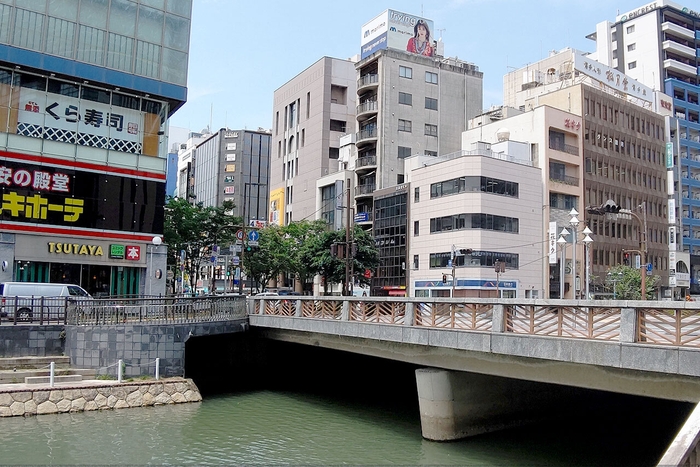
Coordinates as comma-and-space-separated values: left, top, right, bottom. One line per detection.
0, 388, 690, 465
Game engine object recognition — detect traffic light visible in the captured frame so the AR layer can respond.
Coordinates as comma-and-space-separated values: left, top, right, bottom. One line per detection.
245, 244, 259, 252
442, 274, 447, 284
603, 200, 621, 213
623, 253, 630, 265
459, 248, 473, 255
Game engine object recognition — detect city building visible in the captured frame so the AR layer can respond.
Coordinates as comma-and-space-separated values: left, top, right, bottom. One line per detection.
0, 0, 192, 296
463, 104, 584, 298
586, 0, 698, 293
187, 128, 271, 225
407, 144, 543, 298
502, 49, 670, 297
270, 56, 358, 226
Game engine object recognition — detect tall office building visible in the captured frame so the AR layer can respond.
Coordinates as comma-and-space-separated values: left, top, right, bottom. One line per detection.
0, 0, 191, 296
587, 1, 698, 292
270, 57, 357, 226
502, 49, 670, 297
187, 128, 271, 225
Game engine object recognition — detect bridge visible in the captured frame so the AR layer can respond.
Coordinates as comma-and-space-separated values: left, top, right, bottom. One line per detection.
249, 295, 700, 465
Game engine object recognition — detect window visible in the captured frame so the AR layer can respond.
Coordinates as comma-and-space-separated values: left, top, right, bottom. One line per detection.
398, 146, 412, 158
399, 92, 412, 105
425, 97, 438, 110
399, 66, 412, 78
414, 221, 420, 236
626, 25, 635, 34
330, 119, 346, 132
329, 147, 339, 159
425, 150, 438, 157
425, 124, 438, 137
628, 61, 637, 70
413, 255, 419, 269
414, 187, 420, 202
627, 43, 636, 51
425, 71, 438, 84
398, 119, 412, 132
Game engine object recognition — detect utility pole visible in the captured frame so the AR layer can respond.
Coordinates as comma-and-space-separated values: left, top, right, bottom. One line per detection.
344, 178, 351, 296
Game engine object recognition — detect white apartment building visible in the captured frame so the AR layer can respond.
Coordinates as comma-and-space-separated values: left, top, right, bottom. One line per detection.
408, 146, 543, 298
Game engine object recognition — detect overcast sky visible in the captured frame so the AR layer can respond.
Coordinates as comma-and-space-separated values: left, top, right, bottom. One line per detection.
168, 0, 651, 136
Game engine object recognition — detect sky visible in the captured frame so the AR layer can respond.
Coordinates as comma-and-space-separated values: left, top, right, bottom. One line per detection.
168, 0, 653, 136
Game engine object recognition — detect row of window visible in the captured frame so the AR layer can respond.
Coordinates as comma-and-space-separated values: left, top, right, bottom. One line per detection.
584, 126, 665, 166
398, 92, 438, 110
588, 218, 668, 245
585, 158, 666, 194
399, 66, 438, 85
429, 176, 519, 199
398, 119, 437, 136
428, 213, 519, 234
584, 97, 664, 141
586, 189, 667, 222
428, 251, 519, 269
592, 248, 667, 271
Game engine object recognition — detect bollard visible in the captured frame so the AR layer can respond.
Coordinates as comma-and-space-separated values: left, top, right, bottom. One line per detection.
49, 361, 55, 387
118, 359, 123, 383
155, 358, 160, 380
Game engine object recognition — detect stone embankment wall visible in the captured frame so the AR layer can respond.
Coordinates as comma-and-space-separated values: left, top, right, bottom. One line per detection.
0, 378, 201, 417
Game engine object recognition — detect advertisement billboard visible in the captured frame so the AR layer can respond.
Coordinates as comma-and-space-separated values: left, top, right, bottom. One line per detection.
361, 10, 435, 60
269, 187, 285, 226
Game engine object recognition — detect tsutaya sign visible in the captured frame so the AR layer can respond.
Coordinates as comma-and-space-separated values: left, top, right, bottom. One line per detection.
573, 54, 653, 103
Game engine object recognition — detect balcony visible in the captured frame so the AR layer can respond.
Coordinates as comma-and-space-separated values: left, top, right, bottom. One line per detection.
355, 184, 376, 198
357, 100, 378, 121
357, 73, 379, 92
661, 21, 695, 41
663, 40, 696, 59
356, 155, 377, 173
549, 142, 579, 156
356, 127, 378, 147
664, 58, 697, 77
549, 174, 580, 186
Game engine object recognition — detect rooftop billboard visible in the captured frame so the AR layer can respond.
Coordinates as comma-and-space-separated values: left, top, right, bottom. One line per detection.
361, 10, 435, 60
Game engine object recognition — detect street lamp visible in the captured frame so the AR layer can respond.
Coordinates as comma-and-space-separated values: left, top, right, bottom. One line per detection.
582, 228, 593, 300
148, 235, 162, 296
557, 231, 569, 299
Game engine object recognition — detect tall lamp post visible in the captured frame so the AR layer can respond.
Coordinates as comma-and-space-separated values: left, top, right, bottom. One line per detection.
582, 230, 594, 300
557, 231, 569, 299
148, 236, 162, 296
239, 182, 265, 295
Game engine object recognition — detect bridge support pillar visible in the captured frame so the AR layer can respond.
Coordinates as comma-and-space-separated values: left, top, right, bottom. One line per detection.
415, 368, 573, 441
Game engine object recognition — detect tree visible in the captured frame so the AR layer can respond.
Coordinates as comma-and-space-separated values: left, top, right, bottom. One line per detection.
306, 226, 379, 295
163, 197, 239, 294
605, 265, 659, 300
282, 220, 328, 293
242, 225, 287, 293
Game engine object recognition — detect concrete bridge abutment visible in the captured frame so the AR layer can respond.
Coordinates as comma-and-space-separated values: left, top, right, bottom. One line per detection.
415, 368, 578, 441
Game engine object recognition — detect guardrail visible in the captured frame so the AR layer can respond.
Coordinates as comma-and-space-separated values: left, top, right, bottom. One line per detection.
250, 297, 700, 347
0, 295, 247, 326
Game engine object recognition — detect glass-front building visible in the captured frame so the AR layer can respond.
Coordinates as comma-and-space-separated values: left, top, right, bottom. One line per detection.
0, 0, 191, 296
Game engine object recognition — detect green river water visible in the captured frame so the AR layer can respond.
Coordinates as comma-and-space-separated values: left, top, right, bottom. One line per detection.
0, 388, 690, 466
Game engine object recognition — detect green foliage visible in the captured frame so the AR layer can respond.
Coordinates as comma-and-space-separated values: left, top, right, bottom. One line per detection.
163, 197, 240, 293
606, 265, 659, 300
282, 220, 329, 291
242, 225, 287, 293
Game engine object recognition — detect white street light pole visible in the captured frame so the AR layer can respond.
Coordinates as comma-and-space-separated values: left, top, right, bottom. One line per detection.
569, 209, 580, 299
558, 231, 569, 299
582, 229, 593, 300
149, 235, 162, 296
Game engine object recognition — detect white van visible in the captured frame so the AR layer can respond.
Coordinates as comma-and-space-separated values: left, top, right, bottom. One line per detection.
0, 282, 92, 321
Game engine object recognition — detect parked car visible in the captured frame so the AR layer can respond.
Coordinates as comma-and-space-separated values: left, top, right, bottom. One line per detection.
254, 292, 279, 297
0, 282, 92, 321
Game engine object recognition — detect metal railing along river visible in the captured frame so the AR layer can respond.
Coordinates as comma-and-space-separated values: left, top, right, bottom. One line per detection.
251, 296, 700, 348
65, 295, 247, 325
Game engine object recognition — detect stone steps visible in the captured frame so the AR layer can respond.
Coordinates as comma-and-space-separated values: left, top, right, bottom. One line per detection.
0, 356, 70, 370
0, 356, 95, 385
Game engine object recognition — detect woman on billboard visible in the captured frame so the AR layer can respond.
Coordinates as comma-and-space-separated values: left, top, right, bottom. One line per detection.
406, 19, 434, 57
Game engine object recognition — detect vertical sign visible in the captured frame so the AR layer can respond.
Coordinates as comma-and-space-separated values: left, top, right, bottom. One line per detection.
548, 221, 558, 264
666, 142, 674, 169
669, 198, 676, 225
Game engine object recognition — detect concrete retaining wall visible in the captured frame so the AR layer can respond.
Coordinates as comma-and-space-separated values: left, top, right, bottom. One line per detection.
65, 320, 247, 378
0, 325, 64, 357
0, 378, 201, 417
